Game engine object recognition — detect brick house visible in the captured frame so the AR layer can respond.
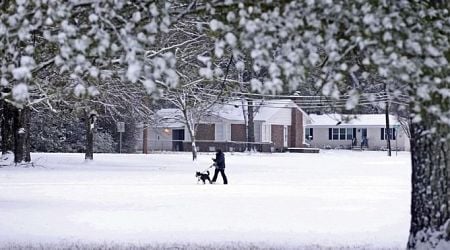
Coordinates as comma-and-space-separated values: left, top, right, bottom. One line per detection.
138, 100, 308, 152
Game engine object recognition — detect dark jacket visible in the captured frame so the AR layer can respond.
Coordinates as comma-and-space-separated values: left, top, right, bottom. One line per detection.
213, 151, 225, 169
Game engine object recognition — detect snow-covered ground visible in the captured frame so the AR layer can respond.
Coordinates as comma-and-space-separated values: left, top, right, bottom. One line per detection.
0, 150, 410, 249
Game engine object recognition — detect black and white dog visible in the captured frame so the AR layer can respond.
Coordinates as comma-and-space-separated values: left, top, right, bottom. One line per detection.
196, 171, 212, 184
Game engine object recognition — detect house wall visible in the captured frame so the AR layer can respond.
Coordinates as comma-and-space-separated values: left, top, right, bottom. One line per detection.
215, 123, 227, 141
290, 108, 304, 147
266, 106, 291, 125
305, 126, 410, 150
196, 124, 215, 140
254, 121, 263, 142
139, 103, 308, 153
184, 123, 214, 142
225, 122, 232, 141
365, 127, 410, 151
271, 125, 284, 151
186, 120, 273, 152
183, 141, 273, 153
261, 123, 271, 142
288, 126, 292, 148
148, 127, 174, 151
231, 124, 246, 141
184, 128, 191, 141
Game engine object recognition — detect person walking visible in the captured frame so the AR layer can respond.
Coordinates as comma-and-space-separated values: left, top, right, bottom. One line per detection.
212, 148, 228, 184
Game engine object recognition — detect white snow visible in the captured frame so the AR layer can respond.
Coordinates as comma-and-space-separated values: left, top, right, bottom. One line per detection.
12, 67, 32, 80
153, 109, 185, 128
199, 64, 214, 79
11, 83, 29, 102
225, 33, 237, 47
126, 62, 142, 83
0, 151, 410, 249
308, 114, 402, 127
211, 99, 301, 122
73, 84, 86, 97
209, 20, 223, 31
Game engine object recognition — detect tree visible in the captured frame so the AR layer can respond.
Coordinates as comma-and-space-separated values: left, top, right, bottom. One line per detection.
0, 0, 173, 162
0, 89, 14, 156
30, 107, 115, 153
155, 19, 235, 160
1, 0, 449, 248
203, 1, 450, 248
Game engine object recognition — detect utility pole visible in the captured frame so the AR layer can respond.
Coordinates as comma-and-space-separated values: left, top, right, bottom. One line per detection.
143, 124, 148, 154
385, 101, 392, 157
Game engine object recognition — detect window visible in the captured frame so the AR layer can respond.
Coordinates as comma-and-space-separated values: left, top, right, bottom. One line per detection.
332, 128, 339, 140
381, 128, 397, 140
339, 128, 346, 140
328, 127, 356, 140
305, 128, 313, 140
346, 128, 354, 140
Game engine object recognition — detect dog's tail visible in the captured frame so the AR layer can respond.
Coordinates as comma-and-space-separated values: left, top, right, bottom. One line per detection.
206, 170, 209, 175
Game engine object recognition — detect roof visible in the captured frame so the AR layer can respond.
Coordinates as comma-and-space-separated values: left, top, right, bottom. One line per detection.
211, 99, 304, 121
306, 114, 402, 127
153, 99, 306, 125
153, 109, 185, 128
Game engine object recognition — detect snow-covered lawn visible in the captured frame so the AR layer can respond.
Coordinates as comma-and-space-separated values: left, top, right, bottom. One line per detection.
0, 151, 410, 249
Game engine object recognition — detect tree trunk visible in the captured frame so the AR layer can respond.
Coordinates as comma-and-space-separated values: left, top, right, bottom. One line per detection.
182, 109, 198, 161
186, 124, 197, 161
13, 107, 31, 164
407, 113, 450, 249
191, 140, 197, 161
84, 110, 97, 160
24, 107, 31, 162
1, 100, 14, 155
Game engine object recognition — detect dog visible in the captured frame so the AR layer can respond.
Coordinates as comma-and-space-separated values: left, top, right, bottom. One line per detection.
196, 171, 212, 184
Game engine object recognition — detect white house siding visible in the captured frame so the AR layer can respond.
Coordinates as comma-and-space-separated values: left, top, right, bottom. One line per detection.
306, 126, 410, 151
366, 127, 410, 151
225, 122, 232, 141
135, 124, 175, 152
184, 128, 191, 142
254, 121, 263, 142
363, 127, 381, 149
306, 127, 352, 149
215, 123, 226, 141
266, 107, 291, 125
261, 123, 272, 142
148, 127, 174, 151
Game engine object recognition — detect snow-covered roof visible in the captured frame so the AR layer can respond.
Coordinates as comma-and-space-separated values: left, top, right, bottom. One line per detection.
212, 99, 303, 121
153, 109, 185, 128
307, 114, 402, 127
153, 100, 305, 126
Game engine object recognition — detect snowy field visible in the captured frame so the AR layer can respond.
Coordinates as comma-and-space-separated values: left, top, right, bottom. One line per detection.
0, 151, 411, 249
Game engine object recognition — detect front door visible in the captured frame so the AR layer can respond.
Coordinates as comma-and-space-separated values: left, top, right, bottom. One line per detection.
172, 129, 185, 151
361, 128, 368, 147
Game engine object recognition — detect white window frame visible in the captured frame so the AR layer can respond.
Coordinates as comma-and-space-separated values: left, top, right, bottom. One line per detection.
330, 127, 355, 141
283, 125, 288, 147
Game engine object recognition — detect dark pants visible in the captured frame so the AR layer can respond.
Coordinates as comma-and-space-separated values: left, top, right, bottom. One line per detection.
212, 168, 228, 184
